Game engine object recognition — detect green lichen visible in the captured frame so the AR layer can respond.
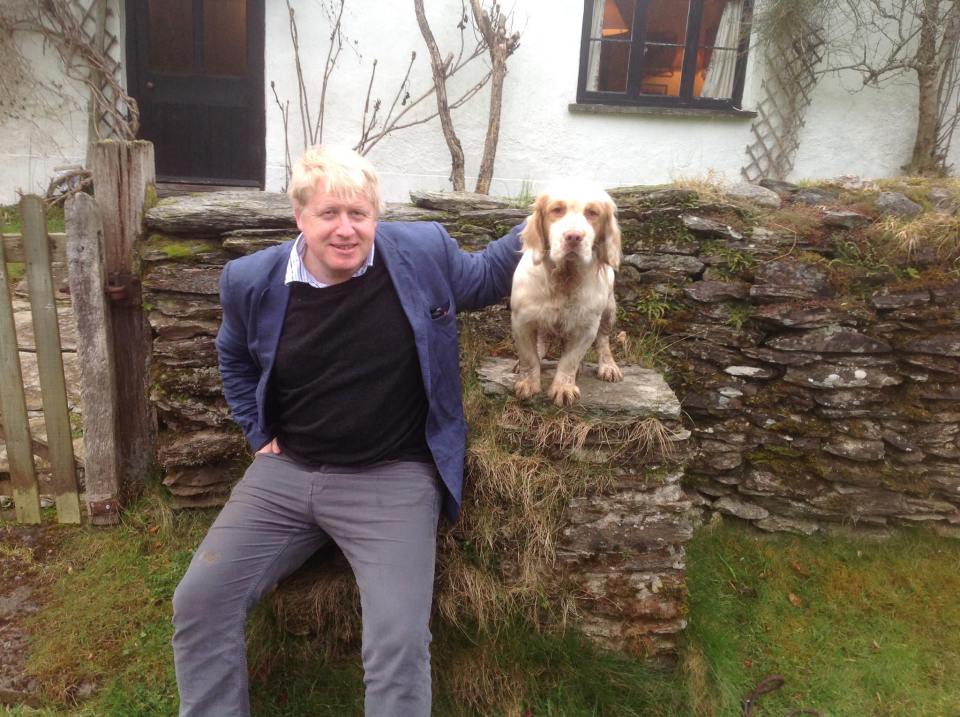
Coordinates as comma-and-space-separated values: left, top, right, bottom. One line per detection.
879, 462, 932, 497
144, 235, 218, 262
726, 301, 752, 331
748, 445, 805, 462
143, 183, 159, 211
702, 241, 756, 279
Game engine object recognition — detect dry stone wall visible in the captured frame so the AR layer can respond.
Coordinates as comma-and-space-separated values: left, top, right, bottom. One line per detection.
611, 180, 960, 536
143, 182, 960, 536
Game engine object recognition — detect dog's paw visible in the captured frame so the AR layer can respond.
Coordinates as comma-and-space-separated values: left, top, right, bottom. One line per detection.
514, 375, 541, 400
597, 362, 624, 382
548, 381, 581, 406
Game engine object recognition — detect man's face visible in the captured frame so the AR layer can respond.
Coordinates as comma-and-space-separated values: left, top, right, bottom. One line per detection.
294, 183, 377, 285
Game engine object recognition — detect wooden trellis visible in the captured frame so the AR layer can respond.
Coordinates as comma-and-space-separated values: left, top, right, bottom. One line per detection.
74, 0, 131, 141
742, 26, 826, 182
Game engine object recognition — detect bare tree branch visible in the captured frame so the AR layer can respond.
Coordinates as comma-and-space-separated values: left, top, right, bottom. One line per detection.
414, 0, 466, 191
469, 0, 520, 194
315, 0, 346, 144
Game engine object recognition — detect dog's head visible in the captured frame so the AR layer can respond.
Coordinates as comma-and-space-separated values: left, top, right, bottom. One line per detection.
520, 182, 621, 270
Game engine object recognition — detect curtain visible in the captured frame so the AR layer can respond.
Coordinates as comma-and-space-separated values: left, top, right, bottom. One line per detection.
701, 0, 744, 99
586, 0, 607, 91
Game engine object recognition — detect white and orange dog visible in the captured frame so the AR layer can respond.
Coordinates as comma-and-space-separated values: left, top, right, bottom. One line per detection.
510, 182, 623, 406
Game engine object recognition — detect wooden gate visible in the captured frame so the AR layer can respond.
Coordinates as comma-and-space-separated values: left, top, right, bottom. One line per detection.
0, 197, 82, 524
0, 141, 156, 525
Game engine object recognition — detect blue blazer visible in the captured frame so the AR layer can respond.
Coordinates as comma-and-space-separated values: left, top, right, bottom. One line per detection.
215, 220, 523, 522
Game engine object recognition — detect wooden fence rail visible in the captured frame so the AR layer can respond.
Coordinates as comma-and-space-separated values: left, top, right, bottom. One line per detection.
0, 196, 81, 524
1, 232, 68, 264
0, 230, 42, 524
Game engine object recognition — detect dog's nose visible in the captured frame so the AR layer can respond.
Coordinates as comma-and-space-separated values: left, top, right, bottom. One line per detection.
564, 231, 584, 243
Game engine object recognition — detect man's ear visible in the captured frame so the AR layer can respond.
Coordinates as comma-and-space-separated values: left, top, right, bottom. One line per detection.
294, 206, 304, 232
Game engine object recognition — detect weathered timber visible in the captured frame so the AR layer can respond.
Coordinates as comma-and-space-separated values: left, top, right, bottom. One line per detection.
20, 196, 80, 524
1, 232, 68, 264
92, 140, 157, 490
66, 193, 120, 525
0, 237, 41, 524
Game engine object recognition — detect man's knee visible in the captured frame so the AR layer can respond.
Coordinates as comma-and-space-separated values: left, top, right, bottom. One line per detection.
173, 557, 238, 631
362, 597, 432, 670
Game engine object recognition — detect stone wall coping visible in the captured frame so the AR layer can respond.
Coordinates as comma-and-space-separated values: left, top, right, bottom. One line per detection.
477, 357, 681, 420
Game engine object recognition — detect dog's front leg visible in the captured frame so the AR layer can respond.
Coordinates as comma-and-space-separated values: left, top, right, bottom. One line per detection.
595, 295, 623, 382
512, 318, 542, 399
548, 330, 596, 406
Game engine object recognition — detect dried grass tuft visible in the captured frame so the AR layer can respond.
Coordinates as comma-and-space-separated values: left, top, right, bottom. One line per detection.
273, 550, 361, 657
874, 212, 960, 265
498, 403, 684, 465
443, 644, 529, 717
670, 172, 731, 206
683, 644, 717, 717
435, 545, 517, 632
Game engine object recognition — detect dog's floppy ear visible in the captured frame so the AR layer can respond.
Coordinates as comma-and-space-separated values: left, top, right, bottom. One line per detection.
594, 200, 622, 270
520, 192, 549, 265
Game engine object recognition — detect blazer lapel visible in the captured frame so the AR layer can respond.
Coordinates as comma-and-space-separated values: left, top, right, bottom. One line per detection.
377, 232, 432, 390
256, 249, 292, 358
254, 250, 291, 429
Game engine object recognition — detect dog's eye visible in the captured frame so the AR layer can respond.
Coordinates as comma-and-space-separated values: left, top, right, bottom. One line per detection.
585, 208, 600, 220
549, 205, 566, 217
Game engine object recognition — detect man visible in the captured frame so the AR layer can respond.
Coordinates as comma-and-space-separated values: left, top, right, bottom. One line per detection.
171, 145, 522, 716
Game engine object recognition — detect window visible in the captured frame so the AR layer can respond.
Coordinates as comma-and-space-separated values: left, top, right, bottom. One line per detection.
577, 0, 754, 109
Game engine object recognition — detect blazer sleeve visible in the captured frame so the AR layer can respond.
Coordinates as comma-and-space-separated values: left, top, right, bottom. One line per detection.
215, 260, 271, 452
437, 222, 524, 312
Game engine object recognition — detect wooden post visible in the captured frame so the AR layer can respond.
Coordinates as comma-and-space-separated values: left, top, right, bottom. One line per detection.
90, 140, 157, 492
0, 233, 42, 524
66, 193, 121, 525
20, 195, 81, 524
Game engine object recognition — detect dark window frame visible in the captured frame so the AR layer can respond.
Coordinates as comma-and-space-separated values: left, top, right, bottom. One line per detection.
576, 0, 755, 111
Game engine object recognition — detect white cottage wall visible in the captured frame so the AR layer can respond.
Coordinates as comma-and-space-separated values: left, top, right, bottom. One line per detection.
0, 32, 88, 205
792, 68, 960, 180
3, 1, 959, 206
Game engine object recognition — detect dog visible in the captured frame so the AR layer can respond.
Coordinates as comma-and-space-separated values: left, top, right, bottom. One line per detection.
510, 181, 623, 406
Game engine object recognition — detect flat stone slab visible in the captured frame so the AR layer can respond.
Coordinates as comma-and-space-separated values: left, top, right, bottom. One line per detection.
146, 191, 296, 234
477, 357, 681, 420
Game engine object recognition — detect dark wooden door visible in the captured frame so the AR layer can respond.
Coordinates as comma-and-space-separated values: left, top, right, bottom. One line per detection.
126, 0, 264, 186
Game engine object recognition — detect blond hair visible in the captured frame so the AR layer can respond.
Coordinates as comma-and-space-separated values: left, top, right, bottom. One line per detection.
287, 145, 383, 216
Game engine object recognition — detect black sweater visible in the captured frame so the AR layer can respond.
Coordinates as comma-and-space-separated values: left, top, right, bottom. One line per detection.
271, 259, 430, 466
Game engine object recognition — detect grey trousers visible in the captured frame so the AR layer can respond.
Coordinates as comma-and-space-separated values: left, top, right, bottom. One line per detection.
172, 453, 442, 717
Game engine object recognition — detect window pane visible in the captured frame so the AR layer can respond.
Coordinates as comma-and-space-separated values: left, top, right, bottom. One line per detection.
696, 0, 745, 98
585, 1, 634, 93
587, 40, 631, 92
603, 0, 635, 39
204, 0, 247, 76
148, 0, 195, 73
638, 0, 689, 97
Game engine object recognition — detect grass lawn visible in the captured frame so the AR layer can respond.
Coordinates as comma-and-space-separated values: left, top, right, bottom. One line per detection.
1, 204, 65, 235
2, 487, 959, 717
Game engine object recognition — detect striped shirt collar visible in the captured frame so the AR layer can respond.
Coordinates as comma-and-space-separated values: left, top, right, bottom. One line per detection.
284, 233, 375, 288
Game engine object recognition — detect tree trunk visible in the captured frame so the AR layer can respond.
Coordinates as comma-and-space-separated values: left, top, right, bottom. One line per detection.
413, 0, 466, 191
470, 0, 507, 195
907, 0, 944, 175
